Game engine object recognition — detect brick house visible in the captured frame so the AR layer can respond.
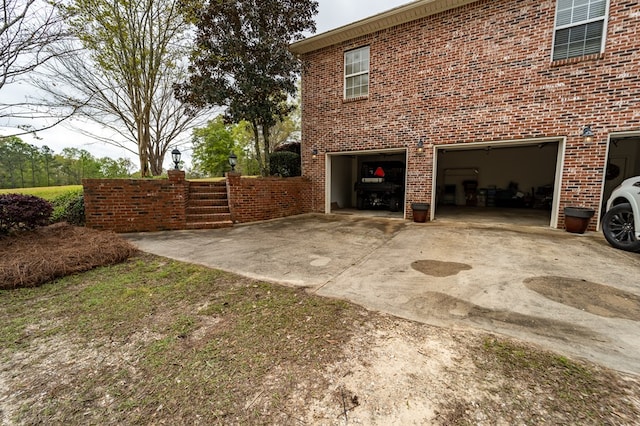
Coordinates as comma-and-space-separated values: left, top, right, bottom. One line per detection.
290, 0, 640, 229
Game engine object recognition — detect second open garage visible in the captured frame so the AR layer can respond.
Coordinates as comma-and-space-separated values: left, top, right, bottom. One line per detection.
433, 140, 564, 227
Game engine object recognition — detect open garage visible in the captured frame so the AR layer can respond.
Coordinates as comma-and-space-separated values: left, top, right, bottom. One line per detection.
604, 134, 640, 212
433, 140, 563, 227
326, 149, 407, 218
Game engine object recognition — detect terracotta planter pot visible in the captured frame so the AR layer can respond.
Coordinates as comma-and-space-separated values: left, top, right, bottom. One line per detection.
564, 207, 595, 234
411, 203, 430, 223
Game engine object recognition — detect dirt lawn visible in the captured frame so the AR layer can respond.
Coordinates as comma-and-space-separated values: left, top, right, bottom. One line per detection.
1, 226, 640, 424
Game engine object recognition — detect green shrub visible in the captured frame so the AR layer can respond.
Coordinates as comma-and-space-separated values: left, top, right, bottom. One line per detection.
51, 189, 85, 226
0, 194, 53, 235
269, 151, 301, 177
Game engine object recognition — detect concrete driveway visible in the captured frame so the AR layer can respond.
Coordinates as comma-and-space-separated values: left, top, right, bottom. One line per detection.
125, 214, 640, 374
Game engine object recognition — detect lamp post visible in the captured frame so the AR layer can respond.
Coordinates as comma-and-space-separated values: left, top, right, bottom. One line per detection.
171, 148, 181, 170
228, 152, 237, 172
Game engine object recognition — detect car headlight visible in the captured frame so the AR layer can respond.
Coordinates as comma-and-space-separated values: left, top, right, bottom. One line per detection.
634, 181, 640, 188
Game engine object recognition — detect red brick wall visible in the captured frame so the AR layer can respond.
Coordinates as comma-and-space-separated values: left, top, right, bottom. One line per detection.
83, 170, 187, 232
227, 174, 312, 223
84, 172, 312, 232
300, 0, 640, 228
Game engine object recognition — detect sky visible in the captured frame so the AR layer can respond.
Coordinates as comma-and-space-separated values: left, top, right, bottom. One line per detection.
0, 0, 410, 169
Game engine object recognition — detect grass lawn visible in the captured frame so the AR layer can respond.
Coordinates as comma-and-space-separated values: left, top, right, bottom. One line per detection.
1, 226, 639, 424
0, 185, 82, 200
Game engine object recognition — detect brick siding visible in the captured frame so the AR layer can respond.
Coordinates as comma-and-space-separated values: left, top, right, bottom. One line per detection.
299, 0, 640, 229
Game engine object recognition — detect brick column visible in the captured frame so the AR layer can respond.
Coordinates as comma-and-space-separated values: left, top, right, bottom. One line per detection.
226, 172, 241, 223
168, 169, 185, 183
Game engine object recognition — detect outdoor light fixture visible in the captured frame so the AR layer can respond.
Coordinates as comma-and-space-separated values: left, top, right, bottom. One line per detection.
171, 148, 181, 170
228, 152, 237, 172
312, 148, 318, 159
417, 138, 424, 153
582, 125, 595, 143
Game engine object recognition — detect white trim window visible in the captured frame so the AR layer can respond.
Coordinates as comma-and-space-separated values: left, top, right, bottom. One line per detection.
552, 0, 609, 61
344, 46, 370, 99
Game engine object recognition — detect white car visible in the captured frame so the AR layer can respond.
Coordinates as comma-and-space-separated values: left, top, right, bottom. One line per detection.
602, 176, 640, 252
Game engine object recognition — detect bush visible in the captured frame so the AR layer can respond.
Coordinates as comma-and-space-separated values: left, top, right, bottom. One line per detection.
51, 189, 85, 226
0, 194, 53, 235
269, 151, 301, 177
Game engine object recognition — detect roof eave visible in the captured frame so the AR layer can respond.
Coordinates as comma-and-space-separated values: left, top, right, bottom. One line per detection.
290, 0, 478, 55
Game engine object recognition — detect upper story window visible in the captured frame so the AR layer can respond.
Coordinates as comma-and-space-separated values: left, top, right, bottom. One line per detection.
344, 46, 369, 99
552, 0, 608, 61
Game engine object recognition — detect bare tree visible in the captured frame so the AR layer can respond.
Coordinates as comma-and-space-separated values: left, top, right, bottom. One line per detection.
1, 0, 68, 122
36, 0, 208, 176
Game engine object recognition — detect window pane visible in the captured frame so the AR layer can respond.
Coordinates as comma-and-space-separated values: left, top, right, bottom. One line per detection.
557, 9, 573, 26
584, 37, 602, 55
555, 28, 570, 44
568, 41, 585, 57
586, 20, 604, 38
589, 1, 606, 19
574, 0, 589, 6
553, 44, 569, 61
355, 61, 363, 74
569, 25, 586, 43
557, 0, 573, 9
572, 4, 589, 22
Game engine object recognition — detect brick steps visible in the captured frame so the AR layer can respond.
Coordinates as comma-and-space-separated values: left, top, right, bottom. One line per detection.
186, 180, 233, 229
187, 206, 231, 215
185, 220, 233, 230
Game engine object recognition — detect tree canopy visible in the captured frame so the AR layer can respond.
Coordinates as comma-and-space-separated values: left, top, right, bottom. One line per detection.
176, 0, 317, 176
0, 136, 133, 188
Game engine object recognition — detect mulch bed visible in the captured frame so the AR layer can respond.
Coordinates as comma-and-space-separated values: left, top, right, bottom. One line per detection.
0, 223, 137, 290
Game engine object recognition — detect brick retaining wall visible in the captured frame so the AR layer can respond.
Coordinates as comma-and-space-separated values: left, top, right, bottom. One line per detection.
83, 171, 312, 232
226, 173, 312, 223
83, 170, 188, 232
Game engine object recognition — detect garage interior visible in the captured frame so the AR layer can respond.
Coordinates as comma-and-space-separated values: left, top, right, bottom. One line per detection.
603, 135, 640, 212
434, 142, 560, 227
328, 150, 406, 218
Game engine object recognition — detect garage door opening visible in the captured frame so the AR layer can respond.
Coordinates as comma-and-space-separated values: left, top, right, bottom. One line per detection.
603, 135, 640, 213
433, 141, 562, 227
327, 150, 407, 219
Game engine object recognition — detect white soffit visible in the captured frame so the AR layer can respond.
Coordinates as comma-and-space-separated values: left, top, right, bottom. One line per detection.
290, 0, 478, 54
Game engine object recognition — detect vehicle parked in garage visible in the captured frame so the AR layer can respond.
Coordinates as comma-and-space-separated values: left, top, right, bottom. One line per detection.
355, 161, 405, 212
601, 176, 640, 252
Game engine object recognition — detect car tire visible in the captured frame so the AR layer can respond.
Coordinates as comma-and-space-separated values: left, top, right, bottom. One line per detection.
389, 197, 400, 212
602, 203, 640, 252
